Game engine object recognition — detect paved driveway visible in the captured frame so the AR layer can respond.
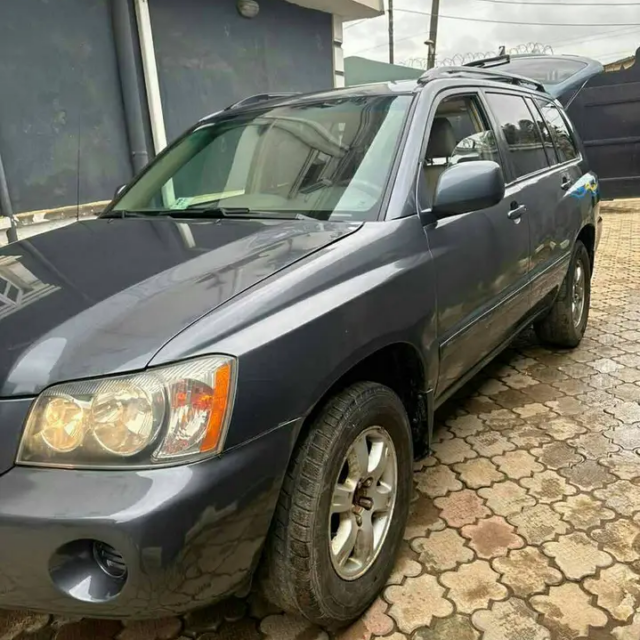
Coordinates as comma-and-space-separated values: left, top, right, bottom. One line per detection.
1, 210, 639, 640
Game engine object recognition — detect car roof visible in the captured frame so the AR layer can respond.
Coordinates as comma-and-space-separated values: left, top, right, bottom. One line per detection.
199, 70, 554, 124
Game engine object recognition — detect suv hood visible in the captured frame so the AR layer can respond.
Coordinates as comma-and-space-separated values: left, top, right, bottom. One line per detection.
0, 217, 360, 397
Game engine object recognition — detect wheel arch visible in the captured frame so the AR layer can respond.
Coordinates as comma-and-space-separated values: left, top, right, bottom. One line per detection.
297, 342, 430, 457
577, 223, 596, 271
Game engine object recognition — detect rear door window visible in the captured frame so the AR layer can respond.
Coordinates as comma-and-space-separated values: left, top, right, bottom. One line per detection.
536, 100, 580, 164
485, 92, 550, 179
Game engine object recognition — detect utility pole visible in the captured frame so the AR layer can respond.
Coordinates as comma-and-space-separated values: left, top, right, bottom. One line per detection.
427, 0, 440, 69
388, 0, 394, 64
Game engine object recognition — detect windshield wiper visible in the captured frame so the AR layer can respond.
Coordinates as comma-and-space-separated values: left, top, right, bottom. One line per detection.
101, 210, 162, 219
167, 207, 318, 221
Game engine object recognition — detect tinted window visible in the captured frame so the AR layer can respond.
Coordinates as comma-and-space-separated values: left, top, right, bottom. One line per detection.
422, 95, 502, 202
113, 95, 413, 222
498, 58, 588, 87
526, 98, 559, 165
536, 100, 579, 163
486, 93, 550, 178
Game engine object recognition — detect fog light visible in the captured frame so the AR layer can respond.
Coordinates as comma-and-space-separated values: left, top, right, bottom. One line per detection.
93, 541, 127, 580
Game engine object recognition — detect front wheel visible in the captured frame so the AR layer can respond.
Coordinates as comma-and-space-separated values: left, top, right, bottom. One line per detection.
261, 382, 413, 629
535, 240, 591, 348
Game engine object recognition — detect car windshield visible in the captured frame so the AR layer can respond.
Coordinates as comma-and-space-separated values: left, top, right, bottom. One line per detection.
499, 58, 588, 87
109, 94, 413, 222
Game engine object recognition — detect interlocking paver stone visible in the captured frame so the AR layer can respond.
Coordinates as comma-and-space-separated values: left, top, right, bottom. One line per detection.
559, 459, 616, 490
471, 599, 550, 640
478, 480, 536, 517
410, 528, 473, 572
592, 519, 640, 563
453, 458, 505, 489
415, 464, 462, 498
553, 494, 615, 530
600, 451, 640, 480
520, 470, 577, 504
432, 437, 478, 464
508, 504, 569, 545
440, 560, 508, 613
542, 532, 613, 579
595, 480, 640, 516
492, 450, 543, 479
414, 614, 479, 640
530, 441, 582, 470
606, 425, 640, 450
531, 583, 608, 639
584, 563, 640, 622
543, 417, 586, 441
404, 494, 446, 540
461, 516, 524, 559
434, 489, 490, 528
385, 574, 454, 633
493, 546, 562, 597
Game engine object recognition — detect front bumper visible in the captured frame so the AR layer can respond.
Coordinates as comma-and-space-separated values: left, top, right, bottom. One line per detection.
0, 418, 299, 618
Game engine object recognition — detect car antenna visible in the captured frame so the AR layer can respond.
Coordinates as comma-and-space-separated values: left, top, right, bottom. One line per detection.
76, 110, 81, 222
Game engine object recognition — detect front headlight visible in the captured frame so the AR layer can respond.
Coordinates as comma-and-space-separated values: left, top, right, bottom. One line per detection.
17, 356, 236, 469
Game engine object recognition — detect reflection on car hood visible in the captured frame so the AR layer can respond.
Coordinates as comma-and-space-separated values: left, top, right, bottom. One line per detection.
0, 217, 360, 397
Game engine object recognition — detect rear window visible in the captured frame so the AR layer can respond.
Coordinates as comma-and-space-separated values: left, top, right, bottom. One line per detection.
500, 58, 588, 87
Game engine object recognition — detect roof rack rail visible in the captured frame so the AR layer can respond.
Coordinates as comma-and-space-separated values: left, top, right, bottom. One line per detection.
418, 65, 545, 93
225, 92, 299, 110
464, 54, 511, 69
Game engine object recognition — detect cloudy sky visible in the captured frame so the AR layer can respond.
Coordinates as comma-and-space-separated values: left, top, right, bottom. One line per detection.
343, 0, 640, 66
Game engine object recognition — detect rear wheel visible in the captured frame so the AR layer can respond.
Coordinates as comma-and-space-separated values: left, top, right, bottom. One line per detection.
261, 382, 413, 629
535, 240, 591, 348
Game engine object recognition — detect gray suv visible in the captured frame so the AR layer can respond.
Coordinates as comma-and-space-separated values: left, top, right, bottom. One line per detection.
0, 66, 600, 628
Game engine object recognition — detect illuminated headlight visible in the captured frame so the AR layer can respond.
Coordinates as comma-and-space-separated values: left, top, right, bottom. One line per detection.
17, 356, 236, 469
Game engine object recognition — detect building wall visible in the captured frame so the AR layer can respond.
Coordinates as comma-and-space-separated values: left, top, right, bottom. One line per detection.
0, 0, 338, 219
0, 0, 133, 214
149, 0, 334, 142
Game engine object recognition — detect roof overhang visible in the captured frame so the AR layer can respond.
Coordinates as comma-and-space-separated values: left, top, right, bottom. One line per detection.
284, 0, 384, 19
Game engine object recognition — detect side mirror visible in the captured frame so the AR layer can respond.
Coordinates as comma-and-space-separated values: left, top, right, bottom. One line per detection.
114, 184, 127, 200
432, 160, 505, 219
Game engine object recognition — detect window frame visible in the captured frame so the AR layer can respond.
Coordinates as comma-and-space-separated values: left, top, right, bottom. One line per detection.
532, 98, 582, 168
481, 89, 556, 185
416, 88, 509, 212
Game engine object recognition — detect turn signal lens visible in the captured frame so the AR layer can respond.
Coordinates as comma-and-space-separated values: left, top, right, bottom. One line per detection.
17, 356, 236, 469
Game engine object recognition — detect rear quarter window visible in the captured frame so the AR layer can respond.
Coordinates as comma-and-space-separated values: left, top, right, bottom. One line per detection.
535, 100, 580, 163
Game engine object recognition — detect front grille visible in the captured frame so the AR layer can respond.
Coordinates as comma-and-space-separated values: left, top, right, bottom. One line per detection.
93, 541, 127, 579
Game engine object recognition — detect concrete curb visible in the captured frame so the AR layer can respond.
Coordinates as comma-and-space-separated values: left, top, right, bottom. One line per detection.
0, 200, 109, 232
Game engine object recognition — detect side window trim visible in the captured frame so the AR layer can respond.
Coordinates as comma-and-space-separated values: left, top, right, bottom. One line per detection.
526, 97, 561, 166
481, 88, 558, 187
525, 97, 557, 167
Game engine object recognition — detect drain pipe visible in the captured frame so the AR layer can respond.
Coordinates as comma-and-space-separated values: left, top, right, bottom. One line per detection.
0, 149, 18, 243
111, 0, 149, 175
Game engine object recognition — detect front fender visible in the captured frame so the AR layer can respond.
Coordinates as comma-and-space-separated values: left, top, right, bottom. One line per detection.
151, 217, 439, 450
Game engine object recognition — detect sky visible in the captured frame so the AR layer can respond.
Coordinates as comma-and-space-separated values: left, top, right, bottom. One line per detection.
342, 0, 640, 67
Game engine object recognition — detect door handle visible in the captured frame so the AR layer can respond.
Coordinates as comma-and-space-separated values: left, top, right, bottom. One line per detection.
508, 203, 527, 221
561, 176, 572, 191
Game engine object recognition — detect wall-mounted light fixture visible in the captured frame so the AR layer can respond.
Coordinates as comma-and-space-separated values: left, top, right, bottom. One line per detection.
237, 0, 259, 18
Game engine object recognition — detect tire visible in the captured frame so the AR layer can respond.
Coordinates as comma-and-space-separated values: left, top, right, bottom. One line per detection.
261, 382, 413, 629
535, 240, 591, 348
